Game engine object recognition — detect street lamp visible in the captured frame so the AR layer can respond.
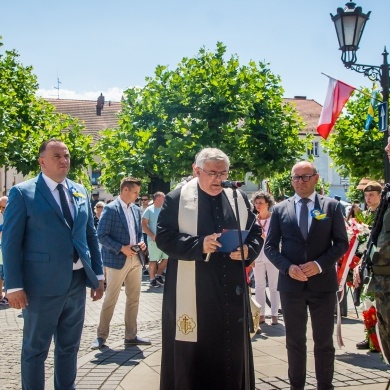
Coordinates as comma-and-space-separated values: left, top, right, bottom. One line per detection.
330, 2, 390, 183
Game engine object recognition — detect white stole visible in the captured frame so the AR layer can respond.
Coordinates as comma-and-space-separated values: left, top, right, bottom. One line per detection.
176, 178, 248, 342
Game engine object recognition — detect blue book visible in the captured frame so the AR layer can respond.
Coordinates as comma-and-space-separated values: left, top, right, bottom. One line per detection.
217, 229, 250, 253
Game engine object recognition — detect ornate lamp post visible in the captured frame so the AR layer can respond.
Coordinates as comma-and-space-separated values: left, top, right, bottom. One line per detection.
330, 2, 390, 182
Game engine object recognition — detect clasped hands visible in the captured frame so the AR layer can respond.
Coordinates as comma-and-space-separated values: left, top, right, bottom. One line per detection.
288, 261, 319, 281
203, 233, 248, 261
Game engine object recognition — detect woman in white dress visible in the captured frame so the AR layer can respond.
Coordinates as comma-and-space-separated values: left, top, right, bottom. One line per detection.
252, 191, 280, 330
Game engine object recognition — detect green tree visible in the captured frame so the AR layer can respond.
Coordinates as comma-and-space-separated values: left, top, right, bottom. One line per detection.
0, 38, 95, 185
95, 43, 306, 194
268, 170, 330, 199
323, 88, 383, 181
345, 176, 364, 204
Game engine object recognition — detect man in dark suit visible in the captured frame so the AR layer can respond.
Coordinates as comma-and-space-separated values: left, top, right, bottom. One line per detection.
2, 139, 104, 390
91, 177, 150, 349
265, 161, 348, 390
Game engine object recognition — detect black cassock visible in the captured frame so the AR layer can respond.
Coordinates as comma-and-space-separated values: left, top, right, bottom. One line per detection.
156, 185, 262, 390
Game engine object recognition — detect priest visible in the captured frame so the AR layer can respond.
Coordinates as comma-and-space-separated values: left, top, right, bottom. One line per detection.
156, 147, 262, 390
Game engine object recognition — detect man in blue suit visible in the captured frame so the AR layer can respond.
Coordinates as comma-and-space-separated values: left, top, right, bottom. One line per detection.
2, 139, 104, 390
91, 176, 150, 349
265, 161, 348, 390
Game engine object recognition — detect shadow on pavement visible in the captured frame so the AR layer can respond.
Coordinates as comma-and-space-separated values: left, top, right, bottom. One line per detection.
336, 352, 389, 369
90, 346, 145, 367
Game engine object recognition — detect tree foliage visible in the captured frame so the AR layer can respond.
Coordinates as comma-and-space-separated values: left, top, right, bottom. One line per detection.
323, 88, 384, 181
268, 170, 330, 199
95, 43, 306, 194
0, 38, 95, 184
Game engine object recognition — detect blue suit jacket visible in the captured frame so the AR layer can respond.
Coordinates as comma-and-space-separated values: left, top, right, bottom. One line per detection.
97, 197, 143, 269
2, 173, 103, 295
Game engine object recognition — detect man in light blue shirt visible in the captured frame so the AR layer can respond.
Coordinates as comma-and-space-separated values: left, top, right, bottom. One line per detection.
142, 192, 168, 287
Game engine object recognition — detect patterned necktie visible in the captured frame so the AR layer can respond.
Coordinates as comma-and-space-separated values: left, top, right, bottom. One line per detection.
299, 198, 309, 239
57, 183, 73, 229
57, 184, 78, 263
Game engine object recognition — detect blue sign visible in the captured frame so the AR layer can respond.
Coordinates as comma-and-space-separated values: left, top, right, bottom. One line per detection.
378, 102, 388, 132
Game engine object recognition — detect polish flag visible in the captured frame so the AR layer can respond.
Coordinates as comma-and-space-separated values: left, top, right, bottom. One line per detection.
317, 77, 355, 139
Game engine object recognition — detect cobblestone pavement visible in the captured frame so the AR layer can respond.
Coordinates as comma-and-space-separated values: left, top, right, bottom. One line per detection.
0, 276, 163, 390
1, 277, 389, 389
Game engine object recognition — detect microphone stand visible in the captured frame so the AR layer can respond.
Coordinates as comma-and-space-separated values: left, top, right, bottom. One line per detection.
231, 186, 253, 390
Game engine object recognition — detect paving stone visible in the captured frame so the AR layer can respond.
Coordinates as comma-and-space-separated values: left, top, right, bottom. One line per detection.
2, 279, 390, 389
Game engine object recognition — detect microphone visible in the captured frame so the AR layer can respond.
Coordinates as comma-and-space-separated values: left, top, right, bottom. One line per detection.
221, 180, 245, 189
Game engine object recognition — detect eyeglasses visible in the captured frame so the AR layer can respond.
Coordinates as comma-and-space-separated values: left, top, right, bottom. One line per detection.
141, 198, 149, 201
96, 206, 103, 209
291, 174, 316, 183
198, 167, 229, 179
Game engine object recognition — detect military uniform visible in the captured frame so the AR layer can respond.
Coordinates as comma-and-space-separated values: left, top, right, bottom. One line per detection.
368, 205, 390, 361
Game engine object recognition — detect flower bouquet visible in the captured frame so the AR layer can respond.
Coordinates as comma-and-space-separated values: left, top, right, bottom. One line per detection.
345, 218, 371, 256
362, 299, 381, 352
337, 218, 370, 287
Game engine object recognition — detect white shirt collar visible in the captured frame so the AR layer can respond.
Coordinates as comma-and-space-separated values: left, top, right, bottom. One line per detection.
294, 192, 316, 204
41, 173, 67, 192
118, 196, 134, 209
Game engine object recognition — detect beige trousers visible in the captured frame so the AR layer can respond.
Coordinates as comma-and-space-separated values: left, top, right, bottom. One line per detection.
97, 255, 142, 340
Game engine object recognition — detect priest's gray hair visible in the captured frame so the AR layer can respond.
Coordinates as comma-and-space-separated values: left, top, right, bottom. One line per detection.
195, 148, 230, 169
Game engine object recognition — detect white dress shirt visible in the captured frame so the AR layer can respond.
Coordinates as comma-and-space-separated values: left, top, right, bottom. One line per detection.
42, 174, 84, 270
294, 192, 322, 273
294, 192, 316, 231
118, 196, 137, 245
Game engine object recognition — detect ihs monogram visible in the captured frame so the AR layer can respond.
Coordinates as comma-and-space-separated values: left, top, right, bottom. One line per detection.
177, 314, 196, 335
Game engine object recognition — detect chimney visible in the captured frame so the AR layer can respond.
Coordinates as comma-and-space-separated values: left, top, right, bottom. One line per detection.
293, 96, 307, 100
96, 93, 105, 116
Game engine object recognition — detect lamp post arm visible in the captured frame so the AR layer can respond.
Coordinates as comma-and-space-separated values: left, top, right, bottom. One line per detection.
345, 63, 382, 83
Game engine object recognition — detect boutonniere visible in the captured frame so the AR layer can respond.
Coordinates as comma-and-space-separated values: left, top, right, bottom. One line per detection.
69, 186, 86, 199
311, 208, 327, 220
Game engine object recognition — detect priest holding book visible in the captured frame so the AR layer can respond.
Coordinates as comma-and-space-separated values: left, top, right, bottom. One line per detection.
156, 147, 262, 390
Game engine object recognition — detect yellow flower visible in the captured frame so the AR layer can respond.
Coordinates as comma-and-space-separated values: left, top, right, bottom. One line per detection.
73, 191, 86, 198
311, 209, 327, 220
69, 187, 86, 199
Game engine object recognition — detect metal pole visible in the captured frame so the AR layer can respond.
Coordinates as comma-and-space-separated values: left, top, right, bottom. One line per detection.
381, 48, 390, 183
232, 187, 251, 389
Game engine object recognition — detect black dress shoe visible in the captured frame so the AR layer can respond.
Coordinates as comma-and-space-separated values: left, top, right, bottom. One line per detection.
356, 339, 370, 349
124, 336, 151, 346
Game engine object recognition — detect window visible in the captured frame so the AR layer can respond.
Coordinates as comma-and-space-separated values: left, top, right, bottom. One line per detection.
91, 169, 101, 185
307, 142, 319, 157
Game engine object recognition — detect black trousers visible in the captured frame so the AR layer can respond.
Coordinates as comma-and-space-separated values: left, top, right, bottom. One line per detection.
280, 289, 336, 390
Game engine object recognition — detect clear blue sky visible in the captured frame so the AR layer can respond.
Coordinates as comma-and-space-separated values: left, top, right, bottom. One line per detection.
2, 0, 389, 102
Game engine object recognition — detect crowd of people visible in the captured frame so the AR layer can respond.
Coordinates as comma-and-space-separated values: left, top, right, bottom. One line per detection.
1, 140, 390, 390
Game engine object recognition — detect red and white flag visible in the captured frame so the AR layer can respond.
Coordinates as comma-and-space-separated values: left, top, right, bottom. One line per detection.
317, 77, 355, 139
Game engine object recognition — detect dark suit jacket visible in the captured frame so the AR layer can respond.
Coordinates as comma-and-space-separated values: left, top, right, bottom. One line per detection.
97, 197, 143, 269
2, 173, 103, 295
264, 194, 348, 292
